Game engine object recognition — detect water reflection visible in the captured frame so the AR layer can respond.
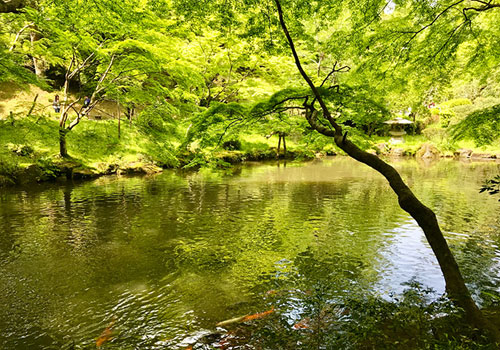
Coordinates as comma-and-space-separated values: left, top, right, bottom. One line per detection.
0, 157, 499, 348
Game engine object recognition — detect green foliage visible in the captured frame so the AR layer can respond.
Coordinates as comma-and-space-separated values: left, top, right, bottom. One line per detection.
0, 150, 20, 185
222, 138, 242, 151
440, 98, 472, 109
136, 102, 178, 135
244, 282, 494, 350
451, 104, 500, 146
439, 108, 455, 127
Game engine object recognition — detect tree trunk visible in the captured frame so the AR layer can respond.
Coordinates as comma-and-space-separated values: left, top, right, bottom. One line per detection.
30, 29, 45, 77
273, 0, 500, 342
282, 133, 286, 155
334, 135, 497, 338
59, 128, 68, 158
117, 97, 121, 139
277, 134, 281, 157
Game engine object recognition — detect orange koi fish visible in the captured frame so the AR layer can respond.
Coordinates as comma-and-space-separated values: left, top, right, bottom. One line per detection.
216, 307, 275, 327
241, 307, 275, 322
96, 318, 116, 347
293, 317, 311, 330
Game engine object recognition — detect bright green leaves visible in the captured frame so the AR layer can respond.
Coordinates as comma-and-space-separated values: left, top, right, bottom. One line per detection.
451, 103, 500, 146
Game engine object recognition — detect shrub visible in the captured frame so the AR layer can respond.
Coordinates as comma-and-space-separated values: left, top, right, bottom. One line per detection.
423, 127, 448, 142
222, 138, 242, 151
0, 154, 20, 185
439, 98, 472, 109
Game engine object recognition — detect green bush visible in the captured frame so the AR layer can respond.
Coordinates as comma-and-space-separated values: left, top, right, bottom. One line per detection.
222, 138, 242, 151
422, 127, 448, 142
439, 109, 455, 127
439, 98, 472, 109
0, 152, 20, 185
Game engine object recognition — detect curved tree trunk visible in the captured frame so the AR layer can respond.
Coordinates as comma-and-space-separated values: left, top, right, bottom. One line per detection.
30, 29, 45, 77
334, 134, 495, 336
273, 0, 500, 343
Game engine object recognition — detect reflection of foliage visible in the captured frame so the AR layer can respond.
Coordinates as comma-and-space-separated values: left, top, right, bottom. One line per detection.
233, 282, 491, 350
480, 175, 500, 201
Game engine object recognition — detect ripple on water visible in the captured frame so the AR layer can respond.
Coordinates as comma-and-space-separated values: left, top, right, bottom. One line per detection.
1, 158, 500, 348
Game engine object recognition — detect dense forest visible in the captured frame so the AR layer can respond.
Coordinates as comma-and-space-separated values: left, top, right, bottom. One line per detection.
1, 0, 500, 348
1, 0, 499, 175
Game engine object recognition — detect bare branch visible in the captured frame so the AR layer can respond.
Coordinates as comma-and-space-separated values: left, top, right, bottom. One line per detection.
67, 51, 97, 80
319, 62, 350, 88
84, 54, 117, 115
9, 22, 33, 51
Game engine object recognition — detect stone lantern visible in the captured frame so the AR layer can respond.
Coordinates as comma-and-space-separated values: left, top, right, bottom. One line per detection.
384, 117, 413, 144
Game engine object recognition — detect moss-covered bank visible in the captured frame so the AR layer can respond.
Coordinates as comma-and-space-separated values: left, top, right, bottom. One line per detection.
2, 114, 499, 187
0, 115, 318, 187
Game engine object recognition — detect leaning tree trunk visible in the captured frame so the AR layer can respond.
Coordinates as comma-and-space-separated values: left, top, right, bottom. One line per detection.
274, 0, 500, 343
334, 134, 498, 339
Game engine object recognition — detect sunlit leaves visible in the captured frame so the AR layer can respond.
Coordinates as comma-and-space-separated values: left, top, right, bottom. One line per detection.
450, 103, 500, 146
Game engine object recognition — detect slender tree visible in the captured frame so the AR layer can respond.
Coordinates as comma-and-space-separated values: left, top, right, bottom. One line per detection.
272, 0, 499, 341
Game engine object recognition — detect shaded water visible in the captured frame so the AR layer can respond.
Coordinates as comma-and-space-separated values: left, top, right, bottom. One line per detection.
0, 157, 499, 349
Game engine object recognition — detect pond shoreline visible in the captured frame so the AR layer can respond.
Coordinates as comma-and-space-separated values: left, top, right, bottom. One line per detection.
0, 148, 317, 188
1, 147, 499, 189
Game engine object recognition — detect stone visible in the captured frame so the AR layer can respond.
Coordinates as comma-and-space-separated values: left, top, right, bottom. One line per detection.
375, 143, 388, 154
471, 152, 494, 159
72, 168, 97, 180
416, 143, 440, 159
390, 148, 404, 157
454, 149, 472, 158
117, 162, 162, 175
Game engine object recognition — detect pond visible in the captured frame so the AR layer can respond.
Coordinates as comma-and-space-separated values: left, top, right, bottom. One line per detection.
1, 157, 499, 349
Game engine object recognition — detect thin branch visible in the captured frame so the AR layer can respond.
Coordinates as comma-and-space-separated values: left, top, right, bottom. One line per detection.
86, 54, 116, 113
274, 0, 341, 133
26, 94, 38, 117
432, 20, 468, 58
216, 118, 243, 146
319, 62, 350, 88
401, 0, 465, 47
67, 51, 97, 79
9, 22, 33, 51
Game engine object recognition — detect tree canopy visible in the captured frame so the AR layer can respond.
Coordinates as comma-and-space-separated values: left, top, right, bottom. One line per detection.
1, 0, 500, 343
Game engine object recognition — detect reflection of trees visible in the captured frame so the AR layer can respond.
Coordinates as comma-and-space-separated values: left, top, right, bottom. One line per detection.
1, 159, 500, 348
451, 237, 500, 305
393, 160, 500, 235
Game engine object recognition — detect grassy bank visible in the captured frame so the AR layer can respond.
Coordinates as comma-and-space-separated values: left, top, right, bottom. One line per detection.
0, 115, 317, 186
368, 134, 500, 158
1, 113, 500, 187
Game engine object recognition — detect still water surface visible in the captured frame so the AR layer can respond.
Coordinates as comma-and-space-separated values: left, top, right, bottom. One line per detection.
0, 157, 499, 349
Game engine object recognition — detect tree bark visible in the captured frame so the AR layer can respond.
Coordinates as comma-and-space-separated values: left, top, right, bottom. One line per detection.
30, 29, 45, 77
59, 128, 68, 158
273, 0, 500, 343
0, 0, 27, 13
333, 133, 496, 337
282, 133, 286, 155
277, 134, 281, 156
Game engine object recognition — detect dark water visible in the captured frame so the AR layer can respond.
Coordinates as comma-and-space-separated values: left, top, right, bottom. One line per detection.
0, 157, 499, 349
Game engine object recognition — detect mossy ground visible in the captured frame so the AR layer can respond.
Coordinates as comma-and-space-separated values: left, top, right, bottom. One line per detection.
1, 82, 499, 187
